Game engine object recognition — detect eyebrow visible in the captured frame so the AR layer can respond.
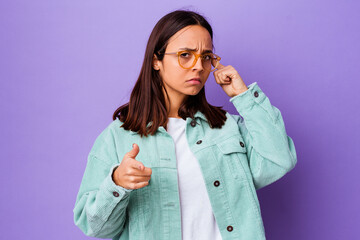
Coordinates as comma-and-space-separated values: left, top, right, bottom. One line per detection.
179, 48, 213, 54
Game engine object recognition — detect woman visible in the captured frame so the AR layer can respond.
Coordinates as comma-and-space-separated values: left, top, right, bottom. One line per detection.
73, 10, 297, 240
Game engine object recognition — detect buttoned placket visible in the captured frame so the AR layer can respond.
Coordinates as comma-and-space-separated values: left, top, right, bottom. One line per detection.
184, 116, 239, 238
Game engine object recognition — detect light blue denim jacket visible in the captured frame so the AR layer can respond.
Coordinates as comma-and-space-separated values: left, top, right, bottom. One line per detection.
73, 82, 297, 240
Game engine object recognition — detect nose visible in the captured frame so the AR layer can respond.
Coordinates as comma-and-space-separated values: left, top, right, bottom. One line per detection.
192, 55, 204, 71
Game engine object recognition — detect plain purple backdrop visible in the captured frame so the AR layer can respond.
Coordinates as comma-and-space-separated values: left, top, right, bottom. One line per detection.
1, 0, 359, 239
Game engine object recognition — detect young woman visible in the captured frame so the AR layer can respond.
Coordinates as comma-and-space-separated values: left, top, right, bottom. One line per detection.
73, 10, 297, 240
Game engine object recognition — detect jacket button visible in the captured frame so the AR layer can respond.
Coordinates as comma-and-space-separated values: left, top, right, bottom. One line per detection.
254, 91, 259, 98
113, 191, 119, 197
196, 140, 202, 144
214, 180, 220, 187
227, 225, 233, 232
239, 141, 245, 147
190, 120, 197, 127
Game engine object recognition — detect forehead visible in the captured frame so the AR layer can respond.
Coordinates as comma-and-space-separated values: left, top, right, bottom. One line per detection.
166, 25, 213, 50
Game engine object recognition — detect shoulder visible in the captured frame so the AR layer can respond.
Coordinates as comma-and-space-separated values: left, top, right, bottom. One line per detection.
226, 112, 241, 122
202, 111, 242, 141
94, 118, 124, 140
223, 111, 244, 127
89, 118, 132, 156
99, 118, 133, 137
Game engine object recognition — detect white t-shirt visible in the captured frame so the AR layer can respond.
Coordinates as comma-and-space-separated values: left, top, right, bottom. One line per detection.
166, 117, 222, 240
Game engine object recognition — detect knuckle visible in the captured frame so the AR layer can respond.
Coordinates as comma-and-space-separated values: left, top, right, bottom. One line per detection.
126, 168, 133, 175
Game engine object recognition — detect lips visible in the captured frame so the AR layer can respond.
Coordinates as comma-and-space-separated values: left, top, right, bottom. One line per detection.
187, 78, 201, 83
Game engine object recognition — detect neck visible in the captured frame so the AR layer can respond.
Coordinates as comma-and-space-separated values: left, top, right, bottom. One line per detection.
162, 87, 187, 118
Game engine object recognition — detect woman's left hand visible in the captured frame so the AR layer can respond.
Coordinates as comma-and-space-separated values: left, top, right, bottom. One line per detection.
213, 63, 249, 98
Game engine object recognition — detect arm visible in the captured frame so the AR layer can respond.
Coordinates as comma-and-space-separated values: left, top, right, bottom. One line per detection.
229, 82, 297, 190
73, 127, 132, 238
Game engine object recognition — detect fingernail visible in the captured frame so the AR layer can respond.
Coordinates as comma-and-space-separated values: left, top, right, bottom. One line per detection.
132, 143, 135, 148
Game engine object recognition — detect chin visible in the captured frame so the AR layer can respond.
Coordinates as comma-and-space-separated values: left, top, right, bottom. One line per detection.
185, 89, 202, 96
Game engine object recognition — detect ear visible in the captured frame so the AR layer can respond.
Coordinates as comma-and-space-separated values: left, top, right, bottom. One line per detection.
152, 54, 160, 70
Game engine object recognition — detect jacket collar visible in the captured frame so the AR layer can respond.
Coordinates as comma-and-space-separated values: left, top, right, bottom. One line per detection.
193, 111, 207, 121
129, 111, 207, 135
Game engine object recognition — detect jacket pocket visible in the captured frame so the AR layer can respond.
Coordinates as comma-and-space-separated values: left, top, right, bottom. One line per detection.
127, 158, 152, 219
127, 185, 151, 238
216, 135, 248, 181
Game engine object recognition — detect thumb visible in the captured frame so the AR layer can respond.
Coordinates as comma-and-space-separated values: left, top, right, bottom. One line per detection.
127, 143, 140, 158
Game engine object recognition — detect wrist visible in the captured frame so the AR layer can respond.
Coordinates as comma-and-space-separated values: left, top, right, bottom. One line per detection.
231, 86, 249, 97
112, 166, 119, 185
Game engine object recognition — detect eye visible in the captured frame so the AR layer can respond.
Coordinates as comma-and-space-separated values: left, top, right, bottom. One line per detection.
179, 51, 192, 58
202, 54, 212, 61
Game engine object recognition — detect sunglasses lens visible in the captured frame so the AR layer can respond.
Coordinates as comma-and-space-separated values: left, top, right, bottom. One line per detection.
178, 51, 220, 71
179, 51, 195, 68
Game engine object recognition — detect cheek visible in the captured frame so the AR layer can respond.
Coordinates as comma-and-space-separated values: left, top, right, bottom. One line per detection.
163, 64, 185, 85
204, 73, 211, 81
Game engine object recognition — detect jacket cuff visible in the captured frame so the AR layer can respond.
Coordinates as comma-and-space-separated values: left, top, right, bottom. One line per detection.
99, 164, 133, 202
229, 82, 266, 113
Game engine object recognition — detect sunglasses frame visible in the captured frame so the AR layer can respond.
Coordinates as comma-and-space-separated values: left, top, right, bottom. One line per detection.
163, 50, 221, 72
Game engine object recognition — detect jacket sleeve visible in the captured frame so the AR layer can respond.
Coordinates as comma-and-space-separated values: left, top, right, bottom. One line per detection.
73, 126, 132, 238
229, 82, 297, 190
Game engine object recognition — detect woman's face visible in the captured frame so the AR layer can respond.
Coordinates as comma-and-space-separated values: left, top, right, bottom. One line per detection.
153, 25, 213, 101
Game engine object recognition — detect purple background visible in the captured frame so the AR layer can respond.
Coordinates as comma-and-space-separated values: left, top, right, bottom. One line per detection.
1, 0, 359, 239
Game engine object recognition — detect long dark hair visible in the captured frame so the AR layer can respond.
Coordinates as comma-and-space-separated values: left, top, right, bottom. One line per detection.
113, 10, 227, 137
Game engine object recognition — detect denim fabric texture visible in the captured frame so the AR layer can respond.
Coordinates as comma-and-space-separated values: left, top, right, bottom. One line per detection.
73, 82, 297, 240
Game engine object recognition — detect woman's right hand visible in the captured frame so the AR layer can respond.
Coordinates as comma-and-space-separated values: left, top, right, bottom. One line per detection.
112, 143, 152, 189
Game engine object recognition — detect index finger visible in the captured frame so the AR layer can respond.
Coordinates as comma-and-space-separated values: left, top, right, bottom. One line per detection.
132, 167, 152, 176
130, 163, 152, 176
143, 167, 152, 175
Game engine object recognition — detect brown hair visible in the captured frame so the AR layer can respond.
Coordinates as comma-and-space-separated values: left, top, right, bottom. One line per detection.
112, 9, 227, 137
